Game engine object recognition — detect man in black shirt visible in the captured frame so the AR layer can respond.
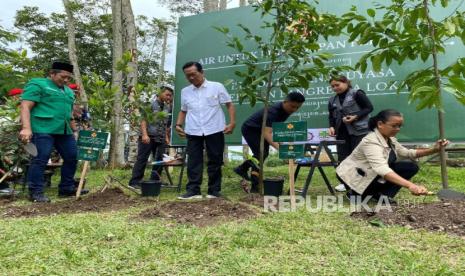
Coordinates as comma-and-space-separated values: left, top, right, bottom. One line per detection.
234, 92, 305, 192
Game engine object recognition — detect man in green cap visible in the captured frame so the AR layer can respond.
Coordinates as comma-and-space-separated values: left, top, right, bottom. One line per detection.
20, 61, 88, 202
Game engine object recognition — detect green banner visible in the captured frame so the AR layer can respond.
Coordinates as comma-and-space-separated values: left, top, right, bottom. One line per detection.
77, 130, 109, 149
172, 1, 465, 145
77, 147, 99, 161
273, 121, 308, 142
279, 144, 305, 159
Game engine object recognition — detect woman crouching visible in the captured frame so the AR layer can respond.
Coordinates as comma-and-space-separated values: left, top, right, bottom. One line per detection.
336, 109, 449, 203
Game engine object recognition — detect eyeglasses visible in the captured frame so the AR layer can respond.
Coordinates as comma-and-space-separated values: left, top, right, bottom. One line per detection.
384, 123, 403, 129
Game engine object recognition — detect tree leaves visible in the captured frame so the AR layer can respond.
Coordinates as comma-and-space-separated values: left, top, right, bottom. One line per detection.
371, 53, 383, 72
448, 76, 465, 93
341, 0, 465, 111
367, 9, 376, 18
13, 3, 173, 86
216, 0, 347, 192
444, 19, 456, 35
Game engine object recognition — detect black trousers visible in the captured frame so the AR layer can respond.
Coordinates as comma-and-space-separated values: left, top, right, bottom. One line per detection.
186, 131, 224, 194
238, 125, 267, 191
336, 125, 366, 162
242, 125, 270, 162
129, 137, 165, 186
340, 161, 419, 199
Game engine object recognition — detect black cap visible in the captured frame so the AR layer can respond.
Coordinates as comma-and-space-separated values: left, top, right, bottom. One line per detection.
51, 61, 73, 73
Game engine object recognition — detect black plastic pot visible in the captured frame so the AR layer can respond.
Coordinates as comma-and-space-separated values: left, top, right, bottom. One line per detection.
140, 180, 161, 197
263, 177, 284, 197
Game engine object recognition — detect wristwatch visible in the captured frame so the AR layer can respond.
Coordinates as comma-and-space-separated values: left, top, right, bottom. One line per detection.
176, 124, 182, 127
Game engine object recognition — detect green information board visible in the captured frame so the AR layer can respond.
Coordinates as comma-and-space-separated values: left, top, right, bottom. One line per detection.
77, 147, 100, 161
77, 131, 109, 149
273, 121, 308, 142
279, 144, 305, 159
172, 0, 465, 145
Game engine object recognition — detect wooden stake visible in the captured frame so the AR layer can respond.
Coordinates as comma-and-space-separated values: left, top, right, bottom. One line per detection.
289, 159, 296, 210
0, 170, 11, 184
76, 161, 89, 199
101, 176, 112, 193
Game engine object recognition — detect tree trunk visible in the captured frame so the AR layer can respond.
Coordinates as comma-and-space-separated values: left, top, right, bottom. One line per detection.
63, 0, 88, 107
219, 0, 227, 10
423, 0, 449, 188
122, 0, 139, 166
157, 24, 168, 85
238, 0, 247, 158
110, 0, 125, 168
258, 71, 274, 195
203, 0, 219, 12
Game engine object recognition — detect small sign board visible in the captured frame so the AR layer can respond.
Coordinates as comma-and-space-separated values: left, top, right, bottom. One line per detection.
273, 121, 308, 142
307, 128, 336, 143
78, 147, 100, 161
279, 144, 305, 159
78, 130, 109, 149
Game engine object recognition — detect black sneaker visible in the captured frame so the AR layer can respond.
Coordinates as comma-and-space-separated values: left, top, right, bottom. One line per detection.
206, 192, 222, 199
58, 189, 89, 197
128, 183, 141, 190
30, 193, 51, 203
177, 192, 202, 200
233, 165, 250, 180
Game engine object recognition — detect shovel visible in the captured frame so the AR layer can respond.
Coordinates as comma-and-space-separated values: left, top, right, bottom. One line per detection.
0, 142, 37, 184
23, 142, 38, 157
436, 189, 465, 200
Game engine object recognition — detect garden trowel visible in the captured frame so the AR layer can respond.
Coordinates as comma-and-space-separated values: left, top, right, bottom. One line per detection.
23, 142, 37, 157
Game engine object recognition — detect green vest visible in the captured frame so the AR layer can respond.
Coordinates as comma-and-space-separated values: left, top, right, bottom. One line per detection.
21, 78, 75, 135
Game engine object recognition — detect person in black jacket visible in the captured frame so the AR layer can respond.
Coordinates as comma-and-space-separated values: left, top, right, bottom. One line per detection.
234, 92, 305, 193
328, 75, 373, 192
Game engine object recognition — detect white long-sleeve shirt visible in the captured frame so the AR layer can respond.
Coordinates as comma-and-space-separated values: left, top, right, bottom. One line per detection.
180, 79, 232, 136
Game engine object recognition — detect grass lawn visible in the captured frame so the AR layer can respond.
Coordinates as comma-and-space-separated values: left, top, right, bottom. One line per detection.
1, 161, 464, 275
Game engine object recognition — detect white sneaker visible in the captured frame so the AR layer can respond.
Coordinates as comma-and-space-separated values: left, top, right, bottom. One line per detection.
206, 193, 222, 199
334, 183, 347, 192
177, 192, 203, 200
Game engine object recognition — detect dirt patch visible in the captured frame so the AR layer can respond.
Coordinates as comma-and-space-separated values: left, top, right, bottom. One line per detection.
0, 195, 16, 206
240, 193, 265, 208
352, 200, 465, 237
2, 188, 141, 218
138, 198, 259, 227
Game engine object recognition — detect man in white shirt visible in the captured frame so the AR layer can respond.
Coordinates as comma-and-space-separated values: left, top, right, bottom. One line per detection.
175, 61, 236, 199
